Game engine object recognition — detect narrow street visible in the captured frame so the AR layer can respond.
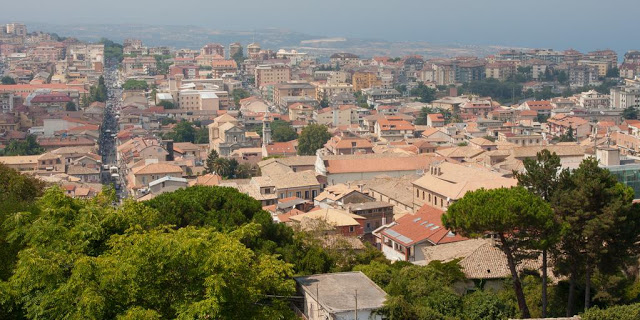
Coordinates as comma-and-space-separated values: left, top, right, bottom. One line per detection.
98, 60, 125, 199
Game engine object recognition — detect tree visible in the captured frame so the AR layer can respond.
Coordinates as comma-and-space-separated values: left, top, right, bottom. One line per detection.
552, 158, 640, 314
514, 149, 564, 317
205, 150, 219, 174
157, 100, 175, 109
606, 67, 620, 78
581, 303, 640, 320
122, 79, 149, 91
558, 126, 575, 142
297, 124, 331, 155
410, 83, 436, 103
271, 120, 298, 142
0, 135, 45, 156
463, 291, 517, 320
65, 101, 77, 111
99, 38, 124, 63
164, 121, 196, 143
210, 157, 231, 178
623, 106, 638, 120
232, 89, 250, 107
2, 186, 300, 319
232, 50, 245, 66
442, 187, 554, 319
1, 76, 16, 85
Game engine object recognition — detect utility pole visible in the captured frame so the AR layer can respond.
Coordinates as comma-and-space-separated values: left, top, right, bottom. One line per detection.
316, 284, 320, 320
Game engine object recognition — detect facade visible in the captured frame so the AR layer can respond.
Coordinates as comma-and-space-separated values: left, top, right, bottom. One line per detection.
352, 71, 381, 92
255, 64, 291, 88
611, 84, 640, 109
273, 81, 316, 107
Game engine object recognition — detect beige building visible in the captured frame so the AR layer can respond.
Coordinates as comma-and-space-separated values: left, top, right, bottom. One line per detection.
255, 64, 291, 88
412, 162, 517, 210
314, 105, 359, 127
316, 83, 353, 101
178, 90, 219, 112
273, 81, 316, 107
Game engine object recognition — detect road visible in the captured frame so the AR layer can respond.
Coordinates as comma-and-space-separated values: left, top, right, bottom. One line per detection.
98, 61, 126, 200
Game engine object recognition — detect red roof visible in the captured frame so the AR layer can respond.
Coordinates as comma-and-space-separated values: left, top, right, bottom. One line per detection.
381, 205, 466, 247
30, 93, 73, 104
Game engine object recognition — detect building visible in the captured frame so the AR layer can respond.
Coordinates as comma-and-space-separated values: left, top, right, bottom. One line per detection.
255, 64, 291, 88
294, 272, 386, 320
5, 23, 27, 37
200, 43, 224, 57
177, 90, 219, 112
288, 103, 315, 122
208, 114, 258, 156
316, 153, 437, 185
210, 59, 237, 78
273, 81, 316, 107
329, 53, 360, 67
377, 205, 466, 262
374, 116, 415, 141
229, 42, 242, 59
352, 71, 381, 92
611, 83, 640, 109
314, 105, 359, 127
324, 136, 374, 155
412, 162, 517, 210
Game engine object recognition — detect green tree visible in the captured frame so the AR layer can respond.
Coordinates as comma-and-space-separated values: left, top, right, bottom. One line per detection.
552, 158, 640, 314
210, 157, 231, 178
623, 106, 638, 120
443, 187, 554, 319
0, 135, 45, 156
514, 149, 564, 317
297, 124, 331, 155
463, 291, 517, 320
1, 76, 16, 85
232, 50, 244, 66
410, 83, 436, 103
164, 121, 196, 143
99, 38, 124, 63
606, 67, 620, 78
271, 120, 298, 142
232, 89, 250, 107
558, 126, 575, 142
157, 100, 175, 109
122, 79, 149, 91
65, 101, 76, 111
581, 303, 640, 320
205, 150, 219, 174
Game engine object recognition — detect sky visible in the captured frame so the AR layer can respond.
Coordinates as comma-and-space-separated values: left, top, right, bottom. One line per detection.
2, 0, 639, 53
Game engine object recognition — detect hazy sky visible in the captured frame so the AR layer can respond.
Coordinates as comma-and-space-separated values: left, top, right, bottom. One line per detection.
2, 0, 639, 52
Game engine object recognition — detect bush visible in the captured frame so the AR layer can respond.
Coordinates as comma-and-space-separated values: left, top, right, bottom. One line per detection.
581, 303, 640, 320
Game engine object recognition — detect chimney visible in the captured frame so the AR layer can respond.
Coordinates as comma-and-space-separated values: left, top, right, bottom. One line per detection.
164, 140, 174, 161
357, 183, 364, 193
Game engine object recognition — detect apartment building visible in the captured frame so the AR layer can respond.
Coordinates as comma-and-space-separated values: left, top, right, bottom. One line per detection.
273, 81, 316, 107
255, 64, 291, 88
352, 71, 382, 91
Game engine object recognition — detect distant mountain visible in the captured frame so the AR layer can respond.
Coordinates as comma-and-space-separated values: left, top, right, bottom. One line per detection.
27, 23, 519, 59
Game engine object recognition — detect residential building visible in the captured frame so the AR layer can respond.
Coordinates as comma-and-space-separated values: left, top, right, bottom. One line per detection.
374, 116, 415, 141
294, 272, 386, 320
273, 81, 316, 107
352, 71, 381, 91
611, 83, 640, 109
412, 162, 516, 210
316, 153, 437, 185
546, 114, 591, 141
314, 105, 359, 127
427, 113, 445, 127
324, 136, 374, 155
255, 64, 291, 88
377, 205, 466, 262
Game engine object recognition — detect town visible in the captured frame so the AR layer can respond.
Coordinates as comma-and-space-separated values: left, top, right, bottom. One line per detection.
1, 21, 640, 320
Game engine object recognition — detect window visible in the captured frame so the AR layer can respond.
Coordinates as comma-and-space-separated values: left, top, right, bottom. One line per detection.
305, 191, 309, 199
349, 226, 355, 233
422, 191, 425, 200
296, 191, 301, 198
416, 189, 419, 197
428, 194, 431, 202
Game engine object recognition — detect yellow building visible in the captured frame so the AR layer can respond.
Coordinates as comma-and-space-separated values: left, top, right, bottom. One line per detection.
352, 71, 381, 92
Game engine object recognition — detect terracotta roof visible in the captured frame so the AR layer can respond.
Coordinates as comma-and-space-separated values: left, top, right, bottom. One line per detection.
323, 154, 438, 174
413, 162, 516, 200
133, 163, 182, 175
381, 205, 466, 247
289, 207, 365, 228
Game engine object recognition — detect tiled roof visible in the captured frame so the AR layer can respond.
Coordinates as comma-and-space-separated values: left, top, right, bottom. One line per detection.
133, 163, 182, 175
381, 205, 466, 247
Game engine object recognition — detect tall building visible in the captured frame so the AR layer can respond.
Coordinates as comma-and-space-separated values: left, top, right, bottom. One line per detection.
229, 42, 243, 59
247, 42, 261, 59
255, 64, 291, 88
200, 43, 224, 57
5, 23, 26, 37
611, 83, 640, 109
